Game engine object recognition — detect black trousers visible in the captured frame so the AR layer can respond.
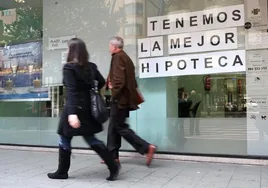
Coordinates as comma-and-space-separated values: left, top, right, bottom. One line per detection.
107, 103, 150, 159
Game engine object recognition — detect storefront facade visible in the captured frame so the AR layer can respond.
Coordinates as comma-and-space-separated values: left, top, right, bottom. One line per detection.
0, 0, 268, 157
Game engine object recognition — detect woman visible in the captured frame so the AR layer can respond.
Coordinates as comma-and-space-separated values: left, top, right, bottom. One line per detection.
47, 38, 120, 181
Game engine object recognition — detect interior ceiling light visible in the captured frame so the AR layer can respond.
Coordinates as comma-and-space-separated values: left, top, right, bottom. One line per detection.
15, 0, 26, 3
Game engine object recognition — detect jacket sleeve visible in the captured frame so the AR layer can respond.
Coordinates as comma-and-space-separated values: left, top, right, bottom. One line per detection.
63, 64, 78, 115
111, 55, 125, 99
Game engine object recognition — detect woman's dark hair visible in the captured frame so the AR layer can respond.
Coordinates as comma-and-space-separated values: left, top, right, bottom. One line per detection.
67, 38, 89, 66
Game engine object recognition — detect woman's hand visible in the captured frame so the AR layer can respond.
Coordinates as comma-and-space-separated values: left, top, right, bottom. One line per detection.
68, 114, 80, 128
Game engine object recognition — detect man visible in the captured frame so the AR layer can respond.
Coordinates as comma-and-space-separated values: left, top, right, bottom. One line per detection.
178, 88, 192, 140
103, 36, 156, 166
188, 90, 201, 135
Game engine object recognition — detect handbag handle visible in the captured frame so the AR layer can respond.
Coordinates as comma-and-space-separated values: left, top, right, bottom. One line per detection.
80, 63, 98, 91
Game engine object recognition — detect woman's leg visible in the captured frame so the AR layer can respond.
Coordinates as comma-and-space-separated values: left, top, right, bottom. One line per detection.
83, 135, 120, 181
47, 135, 72, 179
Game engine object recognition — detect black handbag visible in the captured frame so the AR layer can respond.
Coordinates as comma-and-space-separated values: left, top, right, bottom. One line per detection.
89, 80, 109, 124
81, 63, 108, 124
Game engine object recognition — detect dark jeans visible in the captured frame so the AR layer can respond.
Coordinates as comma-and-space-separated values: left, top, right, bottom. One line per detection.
107, 103, 150, 159
59, 135, 103, 150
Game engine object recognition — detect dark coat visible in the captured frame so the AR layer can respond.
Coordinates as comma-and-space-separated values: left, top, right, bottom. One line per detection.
178, 99, 192, 118
57, 62, 105, 137
109, 50, 139, 110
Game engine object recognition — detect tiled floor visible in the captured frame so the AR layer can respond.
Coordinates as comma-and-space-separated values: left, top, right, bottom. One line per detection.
0, 149, 266, 188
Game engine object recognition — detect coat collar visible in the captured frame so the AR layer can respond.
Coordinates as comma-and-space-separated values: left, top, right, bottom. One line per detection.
112, 50, 124, 56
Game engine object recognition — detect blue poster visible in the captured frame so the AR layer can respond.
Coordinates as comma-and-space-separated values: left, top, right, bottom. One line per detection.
0, 41, 49, 101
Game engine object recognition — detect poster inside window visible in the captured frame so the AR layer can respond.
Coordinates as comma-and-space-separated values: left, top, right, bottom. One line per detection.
0, 41, 49, 101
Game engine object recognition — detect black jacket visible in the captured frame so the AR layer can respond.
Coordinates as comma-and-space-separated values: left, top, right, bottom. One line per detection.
178, 99, 192, 118
57, 62, 105, 137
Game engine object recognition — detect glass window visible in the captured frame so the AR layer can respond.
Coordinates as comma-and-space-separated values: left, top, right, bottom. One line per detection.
134, 0, 268, 157
124, 24, 142, 36
0, 1, 51, 146
2, 10, 11, 16
125, 3, 143, 16
136, 3, 144, 15
125, 4, 134, 14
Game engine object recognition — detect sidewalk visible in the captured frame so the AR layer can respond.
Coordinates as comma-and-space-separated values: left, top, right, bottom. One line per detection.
0, 149, 267, 188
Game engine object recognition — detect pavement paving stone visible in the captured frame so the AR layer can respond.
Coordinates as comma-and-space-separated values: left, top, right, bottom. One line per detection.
0, 149, 266, 188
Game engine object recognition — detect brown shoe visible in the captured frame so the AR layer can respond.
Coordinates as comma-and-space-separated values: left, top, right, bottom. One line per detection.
101, 159, 120, 164
146, 145, 157, 166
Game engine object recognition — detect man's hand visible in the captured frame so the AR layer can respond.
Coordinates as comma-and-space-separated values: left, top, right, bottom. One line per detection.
108, 77, 113, 89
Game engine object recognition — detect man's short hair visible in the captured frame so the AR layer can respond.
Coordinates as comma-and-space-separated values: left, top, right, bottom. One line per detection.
191, 90, 196, 95
110, 36, 124, 49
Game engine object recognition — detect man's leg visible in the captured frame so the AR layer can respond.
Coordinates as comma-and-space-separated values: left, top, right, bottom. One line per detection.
113, 104, 156, 165
179, 119, 185, 138
107, 103, 122, 159
195, 118, 200, 135
190, 118, 194, 136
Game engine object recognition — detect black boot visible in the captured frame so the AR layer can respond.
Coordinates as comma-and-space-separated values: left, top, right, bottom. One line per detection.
47, 146, 71, 179
91, 144, 120, 181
